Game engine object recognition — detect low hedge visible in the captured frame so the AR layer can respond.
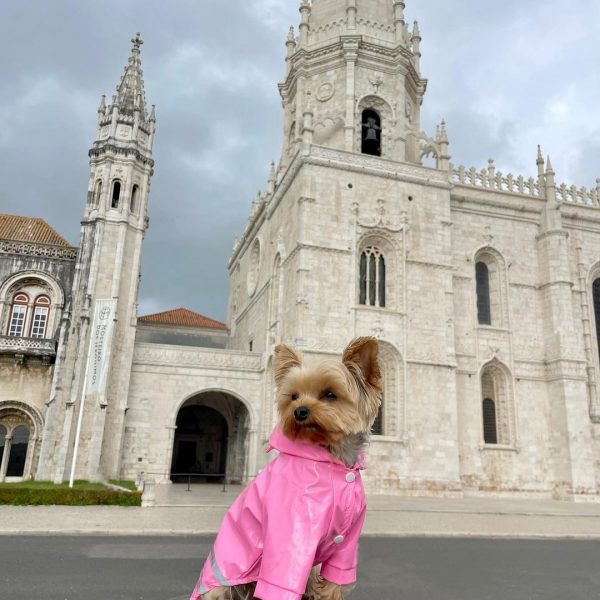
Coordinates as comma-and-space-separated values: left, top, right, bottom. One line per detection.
0, 486, 141, 506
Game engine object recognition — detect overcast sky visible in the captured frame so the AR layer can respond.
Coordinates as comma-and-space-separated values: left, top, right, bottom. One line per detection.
1, 0, 599, 322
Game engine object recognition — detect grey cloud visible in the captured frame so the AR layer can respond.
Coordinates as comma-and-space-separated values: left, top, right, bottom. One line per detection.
1, 0, 598, 322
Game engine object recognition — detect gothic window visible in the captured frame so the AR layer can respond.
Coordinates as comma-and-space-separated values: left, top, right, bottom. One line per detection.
111, 180, 121, 209
482, 398, 498, 444
361, 109, 381, 157
594, 278, 600, 364
0, 425, 5, 470
359, 247, 386, 308
481, 362, 513, 446
270, 255, 282, 327
372, 393, 383, 435
476, 262, 491, 325
30, 295, 50, 339
130, 184, 140, 213
93, 180, 102, 207
6, 425, 29, 478
8, 293, 28, 337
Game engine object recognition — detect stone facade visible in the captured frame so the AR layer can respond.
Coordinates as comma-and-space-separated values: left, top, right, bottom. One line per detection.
2, 2, 600, 500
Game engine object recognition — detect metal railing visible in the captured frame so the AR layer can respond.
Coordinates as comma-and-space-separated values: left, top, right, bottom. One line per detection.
171, 472, 228, 492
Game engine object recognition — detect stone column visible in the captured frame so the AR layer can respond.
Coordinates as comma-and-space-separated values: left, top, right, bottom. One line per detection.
343, 40, 359, 152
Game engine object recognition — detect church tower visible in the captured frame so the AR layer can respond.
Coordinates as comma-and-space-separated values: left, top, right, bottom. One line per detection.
278, 0, 447, 169
229, 0, 458, 485
38, 34, 156, 482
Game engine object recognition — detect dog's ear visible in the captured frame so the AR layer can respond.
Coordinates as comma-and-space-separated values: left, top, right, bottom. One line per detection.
273, 344, 303, 388
342, 337, 381, 390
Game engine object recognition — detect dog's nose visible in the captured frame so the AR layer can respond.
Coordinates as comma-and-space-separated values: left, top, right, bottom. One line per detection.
294, 406, 310, 422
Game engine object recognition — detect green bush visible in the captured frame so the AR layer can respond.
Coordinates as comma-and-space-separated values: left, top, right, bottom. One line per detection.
0, 484, 141, 506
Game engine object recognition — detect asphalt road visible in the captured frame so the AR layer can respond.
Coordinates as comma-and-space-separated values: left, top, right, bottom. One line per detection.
2, 536, 600, 600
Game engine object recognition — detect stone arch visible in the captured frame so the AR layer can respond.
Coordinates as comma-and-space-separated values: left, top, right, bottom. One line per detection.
375, 340, 404, 437
0, 400, 44, 481
478, 359, 515, 446
357, 231, 400, 311
472, 245, 509, 329
355, 95, 394, 158
169, 389, 254, 484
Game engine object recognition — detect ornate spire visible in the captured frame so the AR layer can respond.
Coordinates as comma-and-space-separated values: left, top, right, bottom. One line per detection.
114, 33, 148, 118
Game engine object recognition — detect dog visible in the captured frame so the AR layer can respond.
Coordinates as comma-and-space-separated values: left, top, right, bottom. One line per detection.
191, 337, 382, 600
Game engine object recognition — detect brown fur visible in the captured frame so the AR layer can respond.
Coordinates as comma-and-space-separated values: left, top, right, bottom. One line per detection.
202, 339, 380, 599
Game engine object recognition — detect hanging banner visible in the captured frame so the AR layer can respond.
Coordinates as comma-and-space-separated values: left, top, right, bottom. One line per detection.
85, 299, 117, 395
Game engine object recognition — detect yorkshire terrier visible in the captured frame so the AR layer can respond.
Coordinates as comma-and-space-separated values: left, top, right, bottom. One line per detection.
191, 337, 382, 600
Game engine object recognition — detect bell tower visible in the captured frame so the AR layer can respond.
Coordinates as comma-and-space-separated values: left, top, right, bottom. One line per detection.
279, 0, 438, 167
38, 34, 156, 482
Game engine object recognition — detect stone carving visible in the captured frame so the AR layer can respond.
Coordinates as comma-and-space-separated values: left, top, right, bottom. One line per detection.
133, 344, 262, 371
316, 81, 335, 102
0, 241, 77, 260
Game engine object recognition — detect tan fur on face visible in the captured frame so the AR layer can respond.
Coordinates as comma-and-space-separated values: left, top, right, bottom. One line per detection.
273, 338, 382, 448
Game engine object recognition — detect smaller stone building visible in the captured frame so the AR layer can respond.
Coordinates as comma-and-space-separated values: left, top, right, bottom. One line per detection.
0, 215, 76, 480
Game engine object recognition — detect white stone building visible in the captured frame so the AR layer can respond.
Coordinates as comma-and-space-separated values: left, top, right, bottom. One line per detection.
2, 1, 600, 500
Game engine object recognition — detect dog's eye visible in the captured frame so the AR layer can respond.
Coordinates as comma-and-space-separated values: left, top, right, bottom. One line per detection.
291, 394, 299, 401
322, 391, 337, 400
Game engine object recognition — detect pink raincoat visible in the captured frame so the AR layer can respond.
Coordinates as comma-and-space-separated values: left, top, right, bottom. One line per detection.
191, 426, 367, 600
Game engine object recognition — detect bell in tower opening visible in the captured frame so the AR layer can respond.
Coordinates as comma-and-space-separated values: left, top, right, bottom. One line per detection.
361, 109, 382, 157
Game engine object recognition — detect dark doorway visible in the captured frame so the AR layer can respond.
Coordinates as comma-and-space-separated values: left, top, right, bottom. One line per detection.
6, 425, 29, 477
171, 405, 228, 483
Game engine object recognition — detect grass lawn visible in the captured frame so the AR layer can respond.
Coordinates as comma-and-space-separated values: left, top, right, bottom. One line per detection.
108, 479, 138, 491
0, 479, 141, 506
0, 480, 108, 490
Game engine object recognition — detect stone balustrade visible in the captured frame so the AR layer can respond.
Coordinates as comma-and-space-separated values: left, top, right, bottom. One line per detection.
0, 335, 56, 358
452, 161, 541, 198
452, 160, 600, 208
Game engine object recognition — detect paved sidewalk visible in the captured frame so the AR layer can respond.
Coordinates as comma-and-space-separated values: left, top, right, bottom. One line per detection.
2, 484, 600, 538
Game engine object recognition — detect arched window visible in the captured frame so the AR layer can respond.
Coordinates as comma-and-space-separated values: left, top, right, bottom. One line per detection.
0, 425, 5, 471
593, 278, 600, 364
476, 261, 491, 325
111, 181, 121, 209
482, 398, 498, 444
130, 184, 139, 213
359, 247, 386, 307
481, 362, 513, 446
8, 293, 29, 337
361, 109, 381, 156
93, 179, 102, 207
30, 295, 50, 339
6, 425, 29, 478
271, 255, 281, 327
372, 393, 383, 435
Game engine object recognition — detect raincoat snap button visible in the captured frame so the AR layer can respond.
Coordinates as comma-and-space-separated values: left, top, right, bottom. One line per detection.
334, 535, 345, 544
345, 472, 355, 483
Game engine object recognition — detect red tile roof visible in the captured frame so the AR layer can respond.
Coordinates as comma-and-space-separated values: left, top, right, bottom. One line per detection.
138, 307, 228, 330
0, 214, 73, 247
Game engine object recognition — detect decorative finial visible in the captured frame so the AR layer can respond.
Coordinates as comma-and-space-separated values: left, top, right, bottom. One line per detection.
131, 32, 143, 51
537, 145, 544, 164
149, 104, 156, 122
412, 21, 421, 38
98, 94, 106, 114
287, 26, 295, 41
546, 155, 554, 174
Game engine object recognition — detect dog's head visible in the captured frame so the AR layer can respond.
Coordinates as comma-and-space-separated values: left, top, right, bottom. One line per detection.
273, 337, 382, 446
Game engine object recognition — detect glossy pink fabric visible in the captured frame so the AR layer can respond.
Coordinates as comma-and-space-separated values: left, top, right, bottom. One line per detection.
190, 426, 367, 600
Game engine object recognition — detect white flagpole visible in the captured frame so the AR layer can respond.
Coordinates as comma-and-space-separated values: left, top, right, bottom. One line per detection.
68, 326, 94, 489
